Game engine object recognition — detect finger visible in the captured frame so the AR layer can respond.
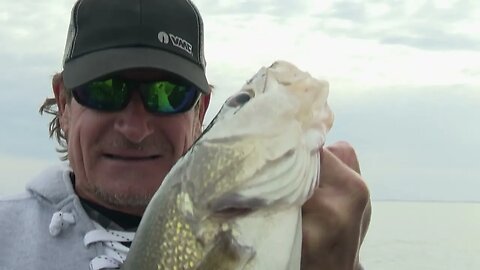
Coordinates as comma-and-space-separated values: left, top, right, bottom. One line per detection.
305, 146, 370, 215
360, 199, 372, 244
324, 141, 360, 174
317, 147, 359, 189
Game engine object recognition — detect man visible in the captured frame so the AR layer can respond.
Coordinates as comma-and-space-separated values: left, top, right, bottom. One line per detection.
0, 0, 370, 269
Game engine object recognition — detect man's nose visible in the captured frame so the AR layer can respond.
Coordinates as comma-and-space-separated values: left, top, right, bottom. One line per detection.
113, 92, 154, 143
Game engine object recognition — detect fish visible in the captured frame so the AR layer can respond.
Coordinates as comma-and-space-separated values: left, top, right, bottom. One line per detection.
121, 60, 334, 270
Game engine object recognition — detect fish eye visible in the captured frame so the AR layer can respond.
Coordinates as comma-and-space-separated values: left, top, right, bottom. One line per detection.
226, 92, 252, 108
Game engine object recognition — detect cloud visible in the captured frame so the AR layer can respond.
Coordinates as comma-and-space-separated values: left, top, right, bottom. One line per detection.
1, 0, 480, 202
193, 0, 308, 16
196, 0, 480, 99
310, 0, 480, 51
0, 1, 73, 54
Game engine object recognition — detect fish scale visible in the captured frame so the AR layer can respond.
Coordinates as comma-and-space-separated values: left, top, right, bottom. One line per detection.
122, 60, 334, 269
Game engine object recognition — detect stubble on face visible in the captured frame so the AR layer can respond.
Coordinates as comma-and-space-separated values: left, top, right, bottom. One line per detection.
82, 133, 175, 210
91, 185, 153, 209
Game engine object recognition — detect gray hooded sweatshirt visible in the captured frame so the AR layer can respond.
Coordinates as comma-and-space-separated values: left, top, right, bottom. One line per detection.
0, 164, 132, 270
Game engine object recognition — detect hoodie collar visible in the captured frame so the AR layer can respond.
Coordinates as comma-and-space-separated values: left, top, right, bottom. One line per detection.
26, 163, 75, 208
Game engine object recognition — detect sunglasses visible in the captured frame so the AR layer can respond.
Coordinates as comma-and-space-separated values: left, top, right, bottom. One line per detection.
72, 77, 201, 115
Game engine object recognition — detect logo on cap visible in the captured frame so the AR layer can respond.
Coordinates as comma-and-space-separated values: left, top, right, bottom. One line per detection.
158, 31, 193, 56
158, 32, 170, 44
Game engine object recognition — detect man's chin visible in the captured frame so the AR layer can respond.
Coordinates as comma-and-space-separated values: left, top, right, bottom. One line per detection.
92, 186, 154, 213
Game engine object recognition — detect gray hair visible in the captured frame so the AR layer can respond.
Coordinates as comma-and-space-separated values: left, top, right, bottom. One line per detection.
39, 73, 71, 160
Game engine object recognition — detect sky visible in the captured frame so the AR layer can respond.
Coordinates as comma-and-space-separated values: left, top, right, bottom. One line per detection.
0, 0, 479, 201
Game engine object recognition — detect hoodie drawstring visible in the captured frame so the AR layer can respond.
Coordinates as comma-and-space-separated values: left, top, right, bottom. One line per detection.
49, 211, 135, 269
49, 211, 76, 236
84, 221, 135, 270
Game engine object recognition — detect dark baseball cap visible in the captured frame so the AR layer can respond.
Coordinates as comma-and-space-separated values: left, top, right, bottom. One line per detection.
62, 0, 209, 93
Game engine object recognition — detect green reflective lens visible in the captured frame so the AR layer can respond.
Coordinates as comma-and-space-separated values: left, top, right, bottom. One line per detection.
143, 81, 176, 112
142, 82, 195, 113
88, 79, 129, 109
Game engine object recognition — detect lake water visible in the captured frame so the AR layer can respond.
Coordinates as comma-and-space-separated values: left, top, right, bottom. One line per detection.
361, 201, 480, 270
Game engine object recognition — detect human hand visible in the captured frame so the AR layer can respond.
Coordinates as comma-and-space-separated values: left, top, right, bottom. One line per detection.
301, 141, 371, 270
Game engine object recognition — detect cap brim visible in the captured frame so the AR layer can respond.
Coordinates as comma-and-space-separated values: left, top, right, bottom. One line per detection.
62, 47, 210, 93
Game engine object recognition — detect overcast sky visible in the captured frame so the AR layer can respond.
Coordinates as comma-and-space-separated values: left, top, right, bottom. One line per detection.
0, 0, 479, 201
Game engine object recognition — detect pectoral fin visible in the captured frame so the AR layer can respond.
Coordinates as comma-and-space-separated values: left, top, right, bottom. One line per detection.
196, 229, 255, 270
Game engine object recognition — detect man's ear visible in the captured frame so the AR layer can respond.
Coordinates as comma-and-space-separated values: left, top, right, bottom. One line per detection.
198, 93, 211, 123
52, 73, 70, 133
193, 91, 211, 136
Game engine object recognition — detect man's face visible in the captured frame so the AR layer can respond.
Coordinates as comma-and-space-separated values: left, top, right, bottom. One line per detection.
54, 69, 209, 215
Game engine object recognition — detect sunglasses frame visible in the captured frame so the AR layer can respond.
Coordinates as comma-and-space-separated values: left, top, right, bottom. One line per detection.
71, 77, 202, 115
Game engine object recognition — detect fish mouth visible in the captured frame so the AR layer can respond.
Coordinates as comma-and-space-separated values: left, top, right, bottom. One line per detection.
213, 207, 256, 219
103, 153, 161, 161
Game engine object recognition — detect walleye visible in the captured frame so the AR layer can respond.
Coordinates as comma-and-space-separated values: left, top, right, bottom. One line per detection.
122, 60, 334, 270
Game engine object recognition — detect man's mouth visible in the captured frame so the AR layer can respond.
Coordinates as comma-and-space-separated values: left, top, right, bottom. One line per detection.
104, 154, 161, 161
